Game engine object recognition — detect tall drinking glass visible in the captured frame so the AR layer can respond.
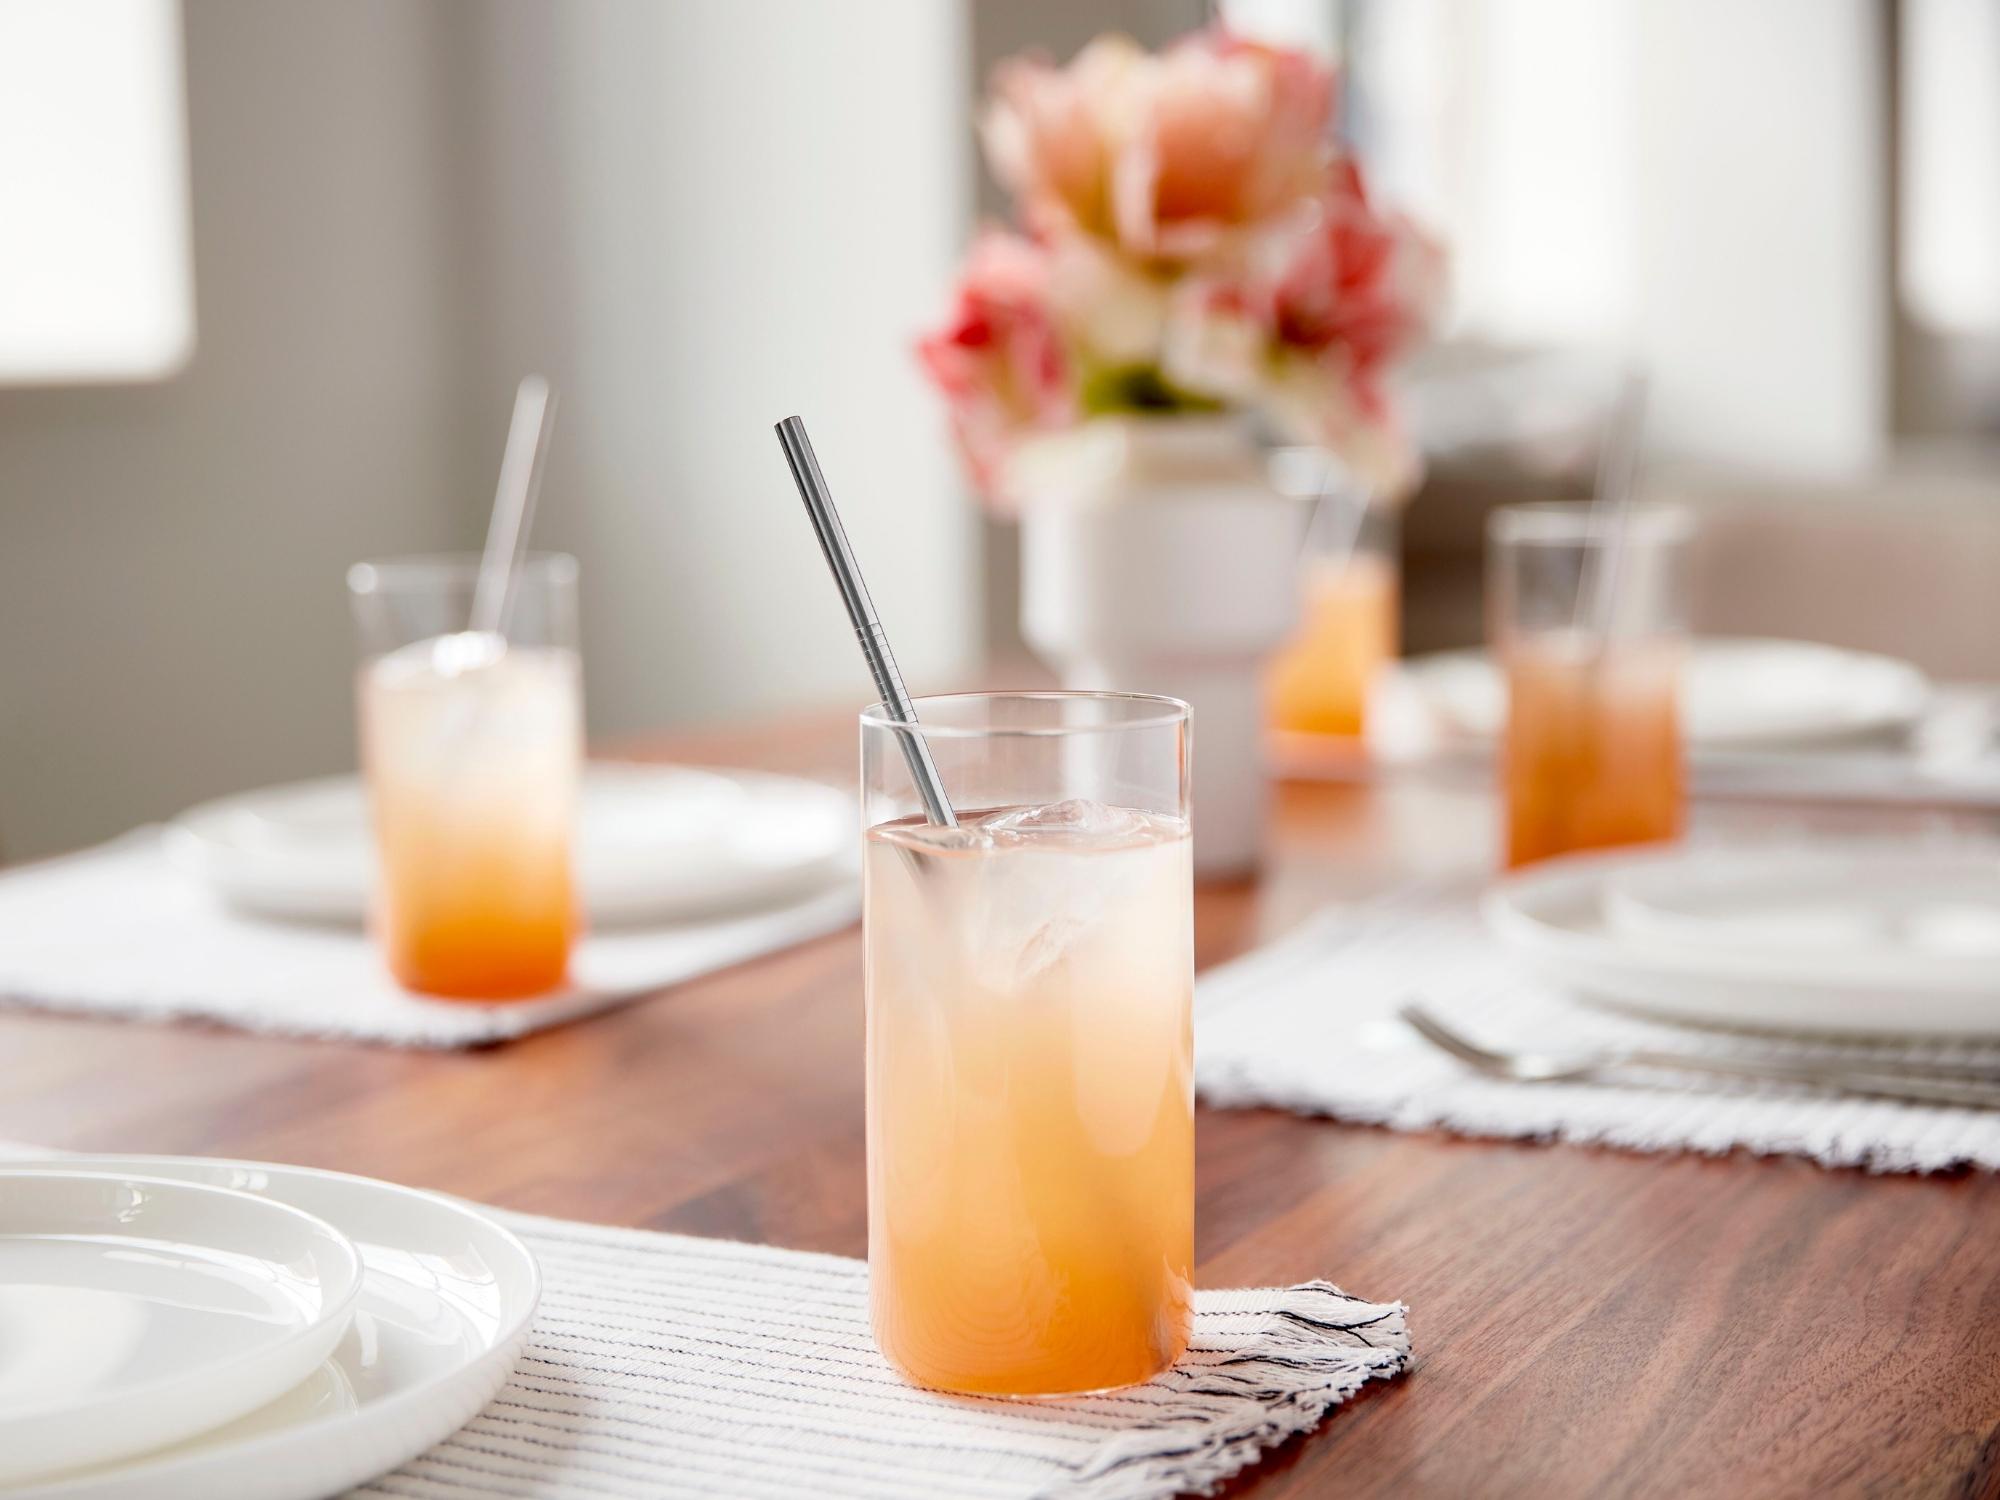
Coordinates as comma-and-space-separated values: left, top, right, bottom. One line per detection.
1489, 504, 1691, 868
862, 692, 1193, 1397
348, 554, 582, 999
1267, 492, 1399, 741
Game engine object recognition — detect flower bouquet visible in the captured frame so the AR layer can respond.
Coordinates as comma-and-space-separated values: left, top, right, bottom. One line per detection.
919, 28, 1443, 510
917, 28, 1443, 872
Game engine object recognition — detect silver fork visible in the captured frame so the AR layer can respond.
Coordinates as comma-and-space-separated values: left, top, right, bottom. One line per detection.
1398, 1002, 2000, 1110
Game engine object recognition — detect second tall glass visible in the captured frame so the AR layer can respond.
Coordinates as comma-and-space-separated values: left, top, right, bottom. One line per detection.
1489, 504, 1691, 868
348, 553, 583, 999
862, 692, 1193, 1397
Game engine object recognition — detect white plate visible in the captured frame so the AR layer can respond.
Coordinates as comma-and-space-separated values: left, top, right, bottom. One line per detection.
165, 762, 854, 926
1605, 849, 2000, 968
0, 1171, 363, 1487
1407, 638, 1932, 751
2, 1156, 540, 1500
1485, 845, 2000, 1036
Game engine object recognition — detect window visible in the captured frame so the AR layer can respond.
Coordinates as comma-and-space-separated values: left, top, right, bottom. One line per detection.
0, 0, 194, 383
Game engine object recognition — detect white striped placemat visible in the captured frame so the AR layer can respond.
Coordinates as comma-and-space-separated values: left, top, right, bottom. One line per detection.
358, 1212, 1407, 1499
1195, 881, 2000, 1173
0, 834, 858, 1047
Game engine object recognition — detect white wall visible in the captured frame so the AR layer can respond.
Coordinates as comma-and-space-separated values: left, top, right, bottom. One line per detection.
0, 0, 978, 859
0, 1, 476, 859
460, 0, 977, 740
1356, 0, 1892, 478
1633, 0, 1890, 476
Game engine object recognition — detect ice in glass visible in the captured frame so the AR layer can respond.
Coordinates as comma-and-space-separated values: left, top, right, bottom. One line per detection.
862, 694, 1193, 1397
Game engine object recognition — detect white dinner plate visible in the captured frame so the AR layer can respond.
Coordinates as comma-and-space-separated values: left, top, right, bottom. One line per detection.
2, 1156, 540, 1500
1406, 638, 1932, 751
165, 762, 854, 926
1604, 849, 2000, 966
1485, 844, 2000, 1036
0, 1171, 363, 1487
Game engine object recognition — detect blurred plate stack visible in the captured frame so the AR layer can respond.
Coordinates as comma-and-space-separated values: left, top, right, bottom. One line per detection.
1485, 842, 2000, 1036
1285, 636, 2000, 809
166, 762, 854, 927
1406, 637, 1932, 752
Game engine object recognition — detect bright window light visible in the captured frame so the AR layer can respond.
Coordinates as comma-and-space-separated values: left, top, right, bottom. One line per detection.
1345, 0, 1638, 351
0, 0, 194, 383
1900, 0, 2000, 333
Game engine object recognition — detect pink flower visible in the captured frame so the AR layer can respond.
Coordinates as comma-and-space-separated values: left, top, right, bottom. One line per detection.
981, 36, 1141, 248
1045, 237, 1170, 367
1118, 32, 1335, 262
1164, 159, 1444, 494
983, 31, 1334, 266
916, 231, 1077, 509
1265, 160, 1444, 416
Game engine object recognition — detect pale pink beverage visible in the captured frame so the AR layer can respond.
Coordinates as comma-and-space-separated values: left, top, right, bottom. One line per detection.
866, 799, 1194, 1396
360, 636, 582, 997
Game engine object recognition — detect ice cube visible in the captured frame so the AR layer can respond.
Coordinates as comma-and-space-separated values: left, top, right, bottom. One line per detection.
963, 863, 1097, 990
872, 801, 1179, 993
373, 630, 508, 688
981, 798, 1151, 844
890, 819, 996, 856
960, 805, 1161, 991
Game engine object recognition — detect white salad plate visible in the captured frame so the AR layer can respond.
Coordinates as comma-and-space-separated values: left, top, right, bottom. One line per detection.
1407, 637, 1932, 751
1485, 844, 2000, 1036
0, 1171, 364, 1487
2, 1156, 541, 1500
165, 762, 854, 926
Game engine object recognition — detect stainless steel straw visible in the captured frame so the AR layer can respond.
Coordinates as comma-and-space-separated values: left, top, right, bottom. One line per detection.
470, 375, 559, 640
1572, 371, 1649, 643
775, 416, 957, 828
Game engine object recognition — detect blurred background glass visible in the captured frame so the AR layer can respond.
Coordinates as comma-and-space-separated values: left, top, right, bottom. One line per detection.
349, 554, 583, 998
3, 0, 1997, 860
1489, 503, 1691, 867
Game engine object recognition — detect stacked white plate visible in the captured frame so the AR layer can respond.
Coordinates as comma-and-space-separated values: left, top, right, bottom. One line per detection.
1405, 637, 1933, 753
166, 762, 854, 926
1485, 843, 2000, 1036
0, 1158, 539, 1500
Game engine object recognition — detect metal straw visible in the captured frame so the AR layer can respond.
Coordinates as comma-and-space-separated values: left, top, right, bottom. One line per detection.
470, 375, 559, 640
775, 416, 957, 828
1572, 371, 1649, 643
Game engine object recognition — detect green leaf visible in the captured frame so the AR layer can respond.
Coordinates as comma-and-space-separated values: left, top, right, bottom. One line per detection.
1076, 364, 1226, 417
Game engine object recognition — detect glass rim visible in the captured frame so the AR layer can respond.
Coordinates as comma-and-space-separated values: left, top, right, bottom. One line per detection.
859, 690, 1191, 739
1488, 501, 1694, 547
347, 551, 578, 595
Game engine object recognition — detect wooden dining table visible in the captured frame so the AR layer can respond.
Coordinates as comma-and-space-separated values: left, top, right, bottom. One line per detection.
5, 703, 1999, 1499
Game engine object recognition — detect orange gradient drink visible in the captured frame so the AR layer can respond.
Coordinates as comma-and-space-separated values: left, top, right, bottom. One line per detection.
860, 691, 1194, 1397
866, 805, 1193, 1394
1489, 501, 1691, 869
1503, 637, 1683, 867
360, 636, 581, 997
1267, 551, 1399, 738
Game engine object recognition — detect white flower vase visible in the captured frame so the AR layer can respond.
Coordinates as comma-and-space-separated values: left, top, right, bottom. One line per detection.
1017, 417, 1309, 877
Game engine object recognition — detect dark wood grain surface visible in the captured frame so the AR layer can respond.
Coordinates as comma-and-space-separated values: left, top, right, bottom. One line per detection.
4, 705, 1999, 1499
